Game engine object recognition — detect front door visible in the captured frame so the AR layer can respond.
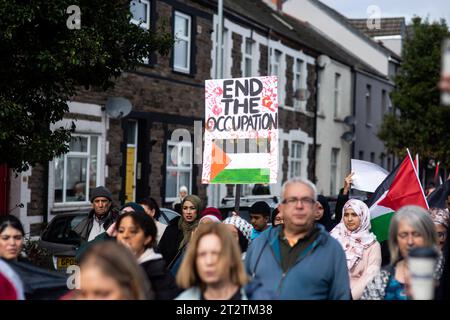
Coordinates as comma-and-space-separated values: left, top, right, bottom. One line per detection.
125, 120, 138, 202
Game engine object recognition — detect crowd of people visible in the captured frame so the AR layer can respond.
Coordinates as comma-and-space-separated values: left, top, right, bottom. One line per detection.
1, 174, 449, 301
2, 73, 450, 300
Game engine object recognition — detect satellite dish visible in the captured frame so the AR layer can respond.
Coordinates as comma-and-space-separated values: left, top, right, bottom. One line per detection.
317, 55, 330, 68
344, 115, 356, 126
104, 97, 132, 119
293, 88, 311, 101
341, 131, 355, 143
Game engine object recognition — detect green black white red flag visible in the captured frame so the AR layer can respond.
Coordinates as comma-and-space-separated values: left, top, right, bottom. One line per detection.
366, 150, 428, 242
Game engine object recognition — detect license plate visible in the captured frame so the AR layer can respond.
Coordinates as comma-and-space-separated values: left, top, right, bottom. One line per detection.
57, 257, 76, 270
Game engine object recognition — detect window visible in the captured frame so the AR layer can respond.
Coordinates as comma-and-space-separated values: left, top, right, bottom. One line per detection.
334, 73, 341, 118
130, 0, 151, 64
289, 141, 303, 178
173, 11, 192, 73
370, 152, 375, 164
270, 49, 283, 104
244, 38, 254, 77
54, 135, 100, 204
330, 148, 339, 195
381, 89, 387, 117
166, 141, 192, 201
130, 0, 150, 30
294, 59, 303, 109
380, 153, 385, 169
366, 84, 372, 124
359, 151, 364, 160
270, 49, 282, 78
214, 28, 228, 78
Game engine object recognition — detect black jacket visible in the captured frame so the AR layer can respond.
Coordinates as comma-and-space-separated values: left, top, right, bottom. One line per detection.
157, 216, 183, 267
74, 207, 119, 242
140, 258, 182, 300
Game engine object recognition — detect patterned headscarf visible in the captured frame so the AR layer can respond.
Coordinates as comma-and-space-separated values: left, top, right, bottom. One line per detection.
330, 199, 377, 271
223, 215, 253, 241
429, 207, 449, 228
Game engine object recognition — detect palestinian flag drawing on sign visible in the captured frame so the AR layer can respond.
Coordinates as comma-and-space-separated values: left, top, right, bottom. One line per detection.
202, 76, 278, 184
366, 150, 428, 242
210, 138, 272, 184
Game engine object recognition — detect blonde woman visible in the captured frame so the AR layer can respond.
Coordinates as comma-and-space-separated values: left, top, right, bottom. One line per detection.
331, 199, 381, 300
176, 223, 248, 300
76, 241, 152, 300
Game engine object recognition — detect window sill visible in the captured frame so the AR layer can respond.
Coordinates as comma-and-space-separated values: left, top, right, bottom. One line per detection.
172, 69, 195, 78
51, 203, 91, 214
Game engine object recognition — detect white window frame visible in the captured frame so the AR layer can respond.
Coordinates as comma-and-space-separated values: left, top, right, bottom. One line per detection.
330, 148, 339, 195
173, 11, 192, 74
289, 141, 304, 179
243, 38, 254, 77
270, 49, 284, 106
130, 0, 150, 30
53, 134, 101, 205
334, 73, 341, 118
293, 58, 303, 110
165, 140, 193, 202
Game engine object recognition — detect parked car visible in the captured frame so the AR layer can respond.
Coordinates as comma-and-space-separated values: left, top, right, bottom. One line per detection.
218, 194, 280, 223
38, 207, 180, 272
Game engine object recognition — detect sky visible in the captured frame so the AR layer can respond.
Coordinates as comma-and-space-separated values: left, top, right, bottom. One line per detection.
319, 0, 450, 25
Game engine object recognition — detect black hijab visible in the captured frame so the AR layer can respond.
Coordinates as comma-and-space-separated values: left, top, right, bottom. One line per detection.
317, 195, 334, 232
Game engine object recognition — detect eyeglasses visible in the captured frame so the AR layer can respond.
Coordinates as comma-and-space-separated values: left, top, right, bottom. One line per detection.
437, 231, 447, 239
282, 197, 315, 207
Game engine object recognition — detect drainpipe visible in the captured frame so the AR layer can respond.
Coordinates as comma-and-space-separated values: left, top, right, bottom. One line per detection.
313, 63, 319, 184
43, 162, 48, 227
351, 67, 357, 160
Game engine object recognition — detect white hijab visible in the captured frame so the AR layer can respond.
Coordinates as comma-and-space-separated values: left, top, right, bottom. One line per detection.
330, 199, 377, 271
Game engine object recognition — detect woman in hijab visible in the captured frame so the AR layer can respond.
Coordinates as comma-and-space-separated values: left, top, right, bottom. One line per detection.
316, 195, 335, 232
158, 195, 202, 269
428, 207, 449, 252
331, 199, 381, 300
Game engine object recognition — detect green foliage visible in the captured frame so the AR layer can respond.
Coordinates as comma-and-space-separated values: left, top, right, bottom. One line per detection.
0, 0, 173, 172
379, 17, 450, 165
22, 236, 53, 269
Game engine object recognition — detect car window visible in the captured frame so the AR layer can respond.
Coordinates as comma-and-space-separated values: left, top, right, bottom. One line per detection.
158, 209, 180, 225
42, 215, 83, 245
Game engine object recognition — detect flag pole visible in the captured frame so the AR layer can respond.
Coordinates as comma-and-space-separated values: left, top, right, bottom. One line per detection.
407, 148, 429, 208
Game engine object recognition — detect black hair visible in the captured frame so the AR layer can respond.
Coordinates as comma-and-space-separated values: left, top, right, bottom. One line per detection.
249, 201, 271, 217
237, 229, 249, 253
271, 207, 280, 226
0, 215, 25, 236
116, 211, 158, 248
137, 197, 161, 220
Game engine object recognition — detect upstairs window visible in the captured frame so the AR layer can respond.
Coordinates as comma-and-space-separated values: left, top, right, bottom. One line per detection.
173, 11, 192, 73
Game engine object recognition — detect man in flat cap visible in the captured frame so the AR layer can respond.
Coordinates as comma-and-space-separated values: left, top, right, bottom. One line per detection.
74, 186, 119, 242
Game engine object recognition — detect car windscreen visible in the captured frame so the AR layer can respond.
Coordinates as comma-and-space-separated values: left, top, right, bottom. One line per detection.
41, 215, 84, 245
219, 208, 251, 223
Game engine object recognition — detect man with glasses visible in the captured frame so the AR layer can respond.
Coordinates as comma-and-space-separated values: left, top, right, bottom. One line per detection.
245, 178, 351, 299
74, 186, 119, 242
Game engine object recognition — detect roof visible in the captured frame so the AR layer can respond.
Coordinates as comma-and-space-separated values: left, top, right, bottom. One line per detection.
224, 0, 388, 79
307, 0, 400, 58
348, 17, 406, 37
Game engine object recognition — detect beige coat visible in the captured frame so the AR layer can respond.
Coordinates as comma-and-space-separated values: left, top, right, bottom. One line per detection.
350, 241, 382, 300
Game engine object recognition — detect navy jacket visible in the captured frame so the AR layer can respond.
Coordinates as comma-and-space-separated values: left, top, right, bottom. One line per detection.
245, 224, 351, 300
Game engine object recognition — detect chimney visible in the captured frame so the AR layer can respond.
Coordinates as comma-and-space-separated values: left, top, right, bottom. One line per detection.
274, 0, 283, 11
263, 0, 282, 11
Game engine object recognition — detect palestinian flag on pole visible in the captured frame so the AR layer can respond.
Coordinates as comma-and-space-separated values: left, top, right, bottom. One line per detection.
366, 150, 428, 242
